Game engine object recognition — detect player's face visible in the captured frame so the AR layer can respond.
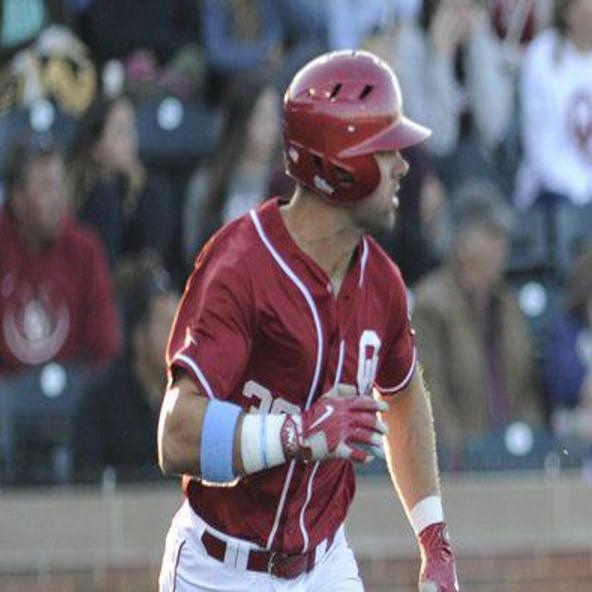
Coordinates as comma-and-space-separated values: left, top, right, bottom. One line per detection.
350, 151, 409, 235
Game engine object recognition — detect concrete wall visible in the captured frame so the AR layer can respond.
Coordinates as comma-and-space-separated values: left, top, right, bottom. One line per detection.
0, 471, 591, 590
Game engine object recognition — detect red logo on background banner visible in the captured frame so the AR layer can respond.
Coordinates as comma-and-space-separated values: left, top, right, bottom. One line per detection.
568, 92, 592, 164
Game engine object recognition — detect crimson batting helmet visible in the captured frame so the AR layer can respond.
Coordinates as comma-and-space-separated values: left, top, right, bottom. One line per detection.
283, 50, 431, 205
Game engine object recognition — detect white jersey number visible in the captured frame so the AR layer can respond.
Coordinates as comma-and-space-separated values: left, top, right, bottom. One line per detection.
242, 380, 300, 415
244, 329, 381, 412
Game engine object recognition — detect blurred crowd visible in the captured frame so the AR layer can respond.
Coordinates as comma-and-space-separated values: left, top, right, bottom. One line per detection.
0, 0, 592, 487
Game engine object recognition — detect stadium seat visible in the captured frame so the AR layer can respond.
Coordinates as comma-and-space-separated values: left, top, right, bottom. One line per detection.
511, 197, 592, 281
462, 425, 584, 473
0, 101, 78, 165
135, 97, 223, 167
0, 363, 94, 486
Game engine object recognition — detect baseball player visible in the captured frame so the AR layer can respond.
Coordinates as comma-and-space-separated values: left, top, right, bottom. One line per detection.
158, 50, 459, 592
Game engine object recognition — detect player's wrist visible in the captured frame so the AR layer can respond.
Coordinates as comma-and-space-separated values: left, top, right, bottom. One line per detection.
280, 414, 306, 461
418, 520, 448, 551
240, 413, 288, 474
410, 495, 445, 537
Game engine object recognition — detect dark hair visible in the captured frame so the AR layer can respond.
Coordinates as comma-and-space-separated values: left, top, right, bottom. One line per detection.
553, 0, 575, 37
66, 94, 132, 201
190, 77, 267, 247
115, 253, 174, 347
420, 0, 441, 31
450, 177, 513, 237
2, 132, 60, 200
566, 243, 592, 320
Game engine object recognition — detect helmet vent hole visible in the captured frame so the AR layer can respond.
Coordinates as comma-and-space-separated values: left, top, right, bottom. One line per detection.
329, 84, 342, 100
359, 85, 374, 100
312, 154, 324, 171
335, 166, 354, 186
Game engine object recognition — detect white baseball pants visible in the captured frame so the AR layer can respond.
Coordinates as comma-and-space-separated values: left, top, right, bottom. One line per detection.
159, 500, 364, 592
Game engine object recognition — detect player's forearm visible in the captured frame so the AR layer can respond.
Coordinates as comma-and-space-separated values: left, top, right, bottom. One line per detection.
157, 376, 254, 478
158, 377, 386, 482
157, 376, 207, 476
157, 379, 290, 480
381, 369, 440, 515
382, 370, 460, 590
382, 373, 460, 592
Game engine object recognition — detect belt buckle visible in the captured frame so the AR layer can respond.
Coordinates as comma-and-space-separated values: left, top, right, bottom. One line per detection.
266, 551, 307, 579
266, 551, 278, 575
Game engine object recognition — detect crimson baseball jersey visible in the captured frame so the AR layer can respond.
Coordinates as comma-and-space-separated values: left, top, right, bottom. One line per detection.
167, 198, 416, 554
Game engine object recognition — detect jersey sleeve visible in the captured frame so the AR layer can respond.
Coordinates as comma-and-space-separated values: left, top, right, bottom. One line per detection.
166, 242, 255, 400
375, 264, 417, 396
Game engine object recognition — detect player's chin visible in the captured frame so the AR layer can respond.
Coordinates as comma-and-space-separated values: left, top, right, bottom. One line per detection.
364, 215, 395, 236
375, 209, 397, 234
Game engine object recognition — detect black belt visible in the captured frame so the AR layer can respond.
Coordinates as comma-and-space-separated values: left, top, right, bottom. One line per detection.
200, 529, 335, 579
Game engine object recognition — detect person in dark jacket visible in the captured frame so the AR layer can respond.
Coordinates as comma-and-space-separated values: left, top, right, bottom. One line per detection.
72, 255, 178, 482
67, 95, 176, 270
543, 244, 592, 443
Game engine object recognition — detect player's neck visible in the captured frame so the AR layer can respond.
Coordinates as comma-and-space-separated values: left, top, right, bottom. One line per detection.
281, 188, 361, 293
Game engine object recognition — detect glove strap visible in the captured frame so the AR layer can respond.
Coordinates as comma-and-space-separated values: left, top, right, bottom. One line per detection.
280, 415, 307, 461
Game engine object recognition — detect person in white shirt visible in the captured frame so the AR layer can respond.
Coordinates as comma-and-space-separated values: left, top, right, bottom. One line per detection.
516, 0, 592, 209
392, 0, 514, 161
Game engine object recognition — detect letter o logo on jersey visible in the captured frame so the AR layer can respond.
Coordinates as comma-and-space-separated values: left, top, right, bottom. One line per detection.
357, 330, 381, 396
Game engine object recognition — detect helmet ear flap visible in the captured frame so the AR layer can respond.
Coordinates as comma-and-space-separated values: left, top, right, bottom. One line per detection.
284, 143, 382, 204
310, 151, 354, 188
334, 164, 354, 187
328, 154, 381, 203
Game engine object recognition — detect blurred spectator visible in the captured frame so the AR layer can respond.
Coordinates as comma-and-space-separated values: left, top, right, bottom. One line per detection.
412, 180, 542, 464
182, 83, 288, 263
0, 133, 121, 374
72, 255, 179, 483
490, 0, 542, 46
201, 0, 283, 99
67, 95, 176, 269
74, 0, 200, 66
0, 0, 75, 61
275, 0, 327, 48
277, 0, 403, 56
377, 146, 446, 286
543, 244, 592, 440
392, 0, 514, 187
74, 1, 204, 101
325, 0, 394, 50
0, 0, 46, 60
515, 0, 592, 209
0, 24, 97, 116
201, 0, 320, 103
